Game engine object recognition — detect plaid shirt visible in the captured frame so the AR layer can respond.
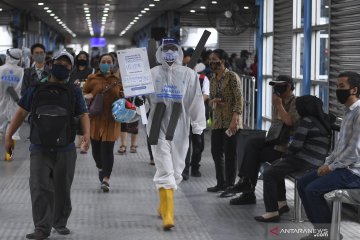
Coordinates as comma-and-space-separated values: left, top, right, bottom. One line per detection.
325, 99, 360, 176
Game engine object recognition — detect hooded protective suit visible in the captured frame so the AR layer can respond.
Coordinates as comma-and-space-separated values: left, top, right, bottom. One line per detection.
146, 41, 206, 190
0, 49, 24, 139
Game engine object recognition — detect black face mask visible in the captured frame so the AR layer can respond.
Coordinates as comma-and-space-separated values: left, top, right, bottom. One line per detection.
77, 59, 87, 66
336, 89, 352, 104
209, 61, 221, 71
273, 84, 287, 96
51, 64, 70, 80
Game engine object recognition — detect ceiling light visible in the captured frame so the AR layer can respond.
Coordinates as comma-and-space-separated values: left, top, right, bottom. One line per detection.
154, 0, 160, 1
211, 1, 217, 4
56, 19, 61, 21
149, 4, 155, 7
50, 13, 55, 16
105, 3, 110, 6
138, 14, 143, 17
104, 7, 109, 11
200, 6, 206, 9
103, 10, 108, 13
243, 6, 249, 9
144, 8, 150, 10
84, 7, 89, 10
86, 16, 90, 19
130, 22, 134, 25
86, 13, 91, 16
133, 20, 137, 22
135, 17, 139, 19
141, 10, 146, 13
84, 10, 89, 13
103, 13, 108, 16
44, 7, 49, 10
38, 3, 44, 6
325, 5, 329, 8
0, 8, 3, 11
190, 10, 196, 13
83, 3, 88, 6
46, 10, 52, 13
54, 16, 58, 19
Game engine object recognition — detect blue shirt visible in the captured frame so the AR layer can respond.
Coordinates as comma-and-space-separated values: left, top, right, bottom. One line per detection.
18, 83, 88, 152
325, 99, 360, 176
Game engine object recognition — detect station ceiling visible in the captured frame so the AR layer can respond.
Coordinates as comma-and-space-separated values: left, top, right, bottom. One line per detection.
0, 0, 207, 39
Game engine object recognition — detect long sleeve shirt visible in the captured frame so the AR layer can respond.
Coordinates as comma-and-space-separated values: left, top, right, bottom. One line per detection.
325, 99, 360, 176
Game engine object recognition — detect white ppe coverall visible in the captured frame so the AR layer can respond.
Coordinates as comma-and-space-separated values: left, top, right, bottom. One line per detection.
146, 44, 206, 190
0, 49, 24, 139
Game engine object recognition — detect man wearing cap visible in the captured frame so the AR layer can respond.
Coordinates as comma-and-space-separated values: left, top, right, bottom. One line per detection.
147, 38, 206, 230
5, 50, 90, 239
223, 75, 299, 205
0, 48, 24, 141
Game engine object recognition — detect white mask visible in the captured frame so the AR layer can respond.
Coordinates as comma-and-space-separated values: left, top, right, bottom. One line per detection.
162, 50, 178, 62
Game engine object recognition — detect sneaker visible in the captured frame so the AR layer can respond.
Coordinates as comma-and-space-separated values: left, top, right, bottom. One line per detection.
230, 192, 256, 205
26, 230, 49, 239
101, 180, 110, 192
207, 185, 226, 192
54, 227, 70, 235
190, 169, 202, 177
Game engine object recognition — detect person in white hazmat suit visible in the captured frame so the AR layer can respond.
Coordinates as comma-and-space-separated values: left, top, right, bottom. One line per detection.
146, 38, 206, 230
0, 48, 24, 146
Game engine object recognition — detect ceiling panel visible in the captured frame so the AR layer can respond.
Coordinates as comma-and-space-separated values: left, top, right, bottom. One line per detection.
3, 0, 198, 39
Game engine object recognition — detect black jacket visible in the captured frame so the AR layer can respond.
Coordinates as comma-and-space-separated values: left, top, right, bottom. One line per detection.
21, 65, 50, 96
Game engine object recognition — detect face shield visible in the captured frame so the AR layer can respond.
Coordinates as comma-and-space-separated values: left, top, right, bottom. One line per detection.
5, 48, 22, 66
155, 38, 183, 66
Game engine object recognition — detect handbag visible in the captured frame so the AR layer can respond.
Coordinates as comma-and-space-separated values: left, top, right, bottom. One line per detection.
265, 121, 290, 145
88, 82, 119, 117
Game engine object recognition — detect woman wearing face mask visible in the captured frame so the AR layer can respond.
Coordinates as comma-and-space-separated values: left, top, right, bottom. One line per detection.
206, 49, 244, 195
83, 53, 123, 192
70, 51, 94, 153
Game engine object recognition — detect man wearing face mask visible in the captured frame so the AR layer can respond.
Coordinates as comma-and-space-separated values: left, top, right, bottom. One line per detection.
224, 75, 300, 205
297, 71, 360, 240
147, 38, 206, 230
21, 43, 50, 96
5, 50, 90, 239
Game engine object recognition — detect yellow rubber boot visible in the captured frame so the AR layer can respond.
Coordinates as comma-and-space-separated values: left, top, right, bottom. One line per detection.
160, 188, 174, 230
158, 189, 164, 219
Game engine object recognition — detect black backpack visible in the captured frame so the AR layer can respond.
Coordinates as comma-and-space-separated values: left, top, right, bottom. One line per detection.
30, 82, 77, 147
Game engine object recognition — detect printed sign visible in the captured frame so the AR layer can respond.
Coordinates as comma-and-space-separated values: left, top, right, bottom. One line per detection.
117, 47, 154, 97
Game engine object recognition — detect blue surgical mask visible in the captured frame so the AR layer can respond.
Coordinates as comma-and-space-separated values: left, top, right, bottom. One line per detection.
51, 64, 70, 80
162, 50, 178, 62
99, 63, 112, 74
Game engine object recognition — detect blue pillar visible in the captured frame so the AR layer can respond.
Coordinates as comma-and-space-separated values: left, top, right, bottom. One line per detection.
256, 0, 264, 129
303, 0, 312, 95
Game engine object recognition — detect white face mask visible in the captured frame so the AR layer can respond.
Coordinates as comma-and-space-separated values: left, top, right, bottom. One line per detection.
162, 50, 178, 63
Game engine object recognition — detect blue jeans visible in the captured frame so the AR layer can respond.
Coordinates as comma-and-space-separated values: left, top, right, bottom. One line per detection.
297, 168, 360, 224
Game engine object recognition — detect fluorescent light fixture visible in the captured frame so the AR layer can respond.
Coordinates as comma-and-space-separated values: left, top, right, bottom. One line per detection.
190, 10, 196, 13
46, 10, 52, 13
325, 5, 329, 8
86, 13, 91, 16
104, 7, 109, 10
38, 3, 44, 6
105, 3, 110, 6
103, 13, 108, 16
211, 1, 217, 4
138, 14, 143, 16
44, 7, 49, 10
141, 10, 146, 13
144, 8, 150, 10
133, 20, 137, 22
84, 7, 89, 10
54, 16, 58, 19
154, 0, 160, 1
50, 13, 55, 16
56, 19, 61, 22
149, 4, 155, 7
200, 6, 206, 9
244, 6, 249, 9
135, 17, 139, 19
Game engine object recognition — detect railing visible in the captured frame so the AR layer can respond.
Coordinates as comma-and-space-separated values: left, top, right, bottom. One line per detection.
240, 75, 256, 130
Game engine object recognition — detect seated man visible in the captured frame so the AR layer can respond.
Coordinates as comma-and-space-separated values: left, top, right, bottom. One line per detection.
221, 75, 300, 204
298, 71, 360, 240
254, 95, 331, 222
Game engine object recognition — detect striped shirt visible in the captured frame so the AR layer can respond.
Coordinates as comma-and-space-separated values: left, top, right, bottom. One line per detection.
325, 100, 360, 176
286, 117, 330, 167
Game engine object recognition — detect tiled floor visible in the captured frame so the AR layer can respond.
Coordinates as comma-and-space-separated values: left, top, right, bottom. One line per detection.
0, 124, 359, 240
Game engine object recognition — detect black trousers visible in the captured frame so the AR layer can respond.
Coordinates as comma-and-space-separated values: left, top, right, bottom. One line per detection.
263, 158, 315, 212
238, 144, 283, 186
184, 129, 205, 171
91, 139, 115, 178
211, 129, 238, 187
29, 149, 77, 235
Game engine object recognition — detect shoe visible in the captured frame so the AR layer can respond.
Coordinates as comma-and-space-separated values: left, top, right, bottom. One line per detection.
98, 169, 103, 183
228, 178, 254, 193
278, 205, 290, 215
219, 189, 236, 198
101, 180, 110, 192
182, 168, 189, 181
230, 192, 256, 205
130, 145, 137, 153
254, 215, 280, 223
159, 188, 174, 230
54, 227, 70, 235
207, 185, 226, 192
26, 230, 49, 239
117, 145, 126, 154
150, 159, 155, 165
190, 169, 201, 177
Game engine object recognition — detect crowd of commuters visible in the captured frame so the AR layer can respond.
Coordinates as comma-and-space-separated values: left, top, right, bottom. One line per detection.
1, 40, 360, 240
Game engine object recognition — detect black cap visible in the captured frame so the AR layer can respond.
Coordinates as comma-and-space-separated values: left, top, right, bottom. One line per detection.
269, 75, 294, 86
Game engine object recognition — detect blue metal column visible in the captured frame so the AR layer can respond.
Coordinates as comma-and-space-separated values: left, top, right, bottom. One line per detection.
303, 0, 312, 95
256, 0, 264, 129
